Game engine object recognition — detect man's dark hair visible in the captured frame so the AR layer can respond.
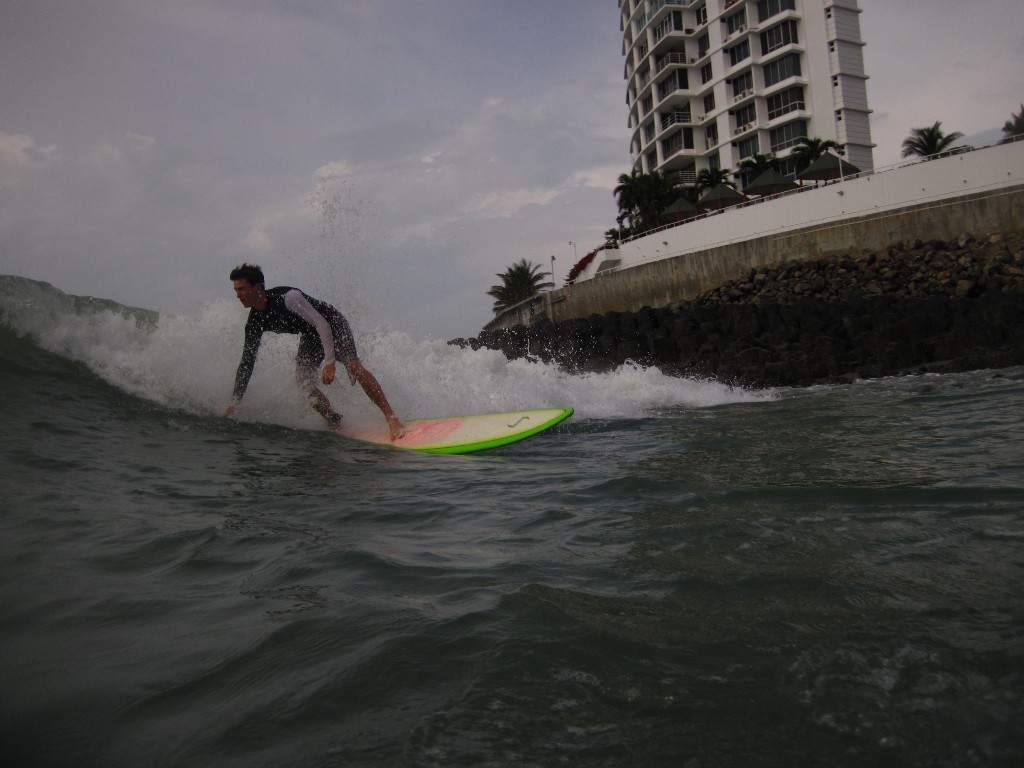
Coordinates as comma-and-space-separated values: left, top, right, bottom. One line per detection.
230, 263, 265, 286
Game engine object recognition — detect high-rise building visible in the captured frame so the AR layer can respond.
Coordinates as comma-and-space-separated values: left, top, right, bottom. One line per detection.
619, 0, 873, 184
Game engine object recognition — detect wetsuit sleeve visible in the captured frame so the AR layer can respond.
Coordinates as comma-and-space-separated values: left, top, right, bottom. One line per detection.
231, 322, 262, 402
283, 289, 336, 366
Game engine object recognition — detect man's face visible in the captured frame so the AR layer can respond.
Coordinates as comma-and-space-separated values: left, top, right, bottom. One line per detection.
233, 279, 265, 309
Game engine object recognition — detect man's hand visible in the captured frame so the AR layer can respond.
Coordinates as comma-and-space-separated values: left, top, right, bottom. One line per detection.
223, 404, 237, 417
321, 362, 336, 385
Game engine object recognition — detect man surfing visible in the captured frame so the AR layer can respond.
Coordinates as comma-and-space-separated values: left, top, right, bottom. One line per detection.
224, 263, 404, 440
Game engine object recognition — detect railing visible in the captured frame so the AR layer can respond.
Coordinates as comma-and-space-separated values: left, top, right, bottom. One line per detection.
655, 51, 690, 73
642, 0, 691, 35
675, 166, 698, 184
616, 135, 1024, 248
661, 109, 693, 129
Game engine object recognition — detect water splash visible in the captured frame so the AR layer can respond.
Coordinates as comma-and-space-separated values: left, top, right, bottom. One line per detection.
1, 275, 776, 430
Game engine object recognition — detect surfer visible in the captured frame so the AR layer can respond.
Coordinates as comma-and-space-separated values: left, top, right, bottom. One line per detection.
223, 263, 405, 440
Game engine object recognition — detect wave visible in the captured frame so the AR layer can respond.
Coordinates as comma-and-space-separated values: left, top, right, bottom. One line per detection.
0, 274, 775, 429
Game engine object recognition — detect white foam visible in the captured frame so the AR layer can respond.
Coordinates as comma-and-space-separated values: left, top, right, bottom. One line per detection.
5, 279, 776, 428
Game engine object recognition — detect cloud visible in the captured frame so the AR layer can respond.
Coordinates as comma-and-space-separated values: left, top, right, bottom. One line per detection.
464, 187, 565, 219
83, 132, 157, 168
0, 131, 62, 173
5, 1, 1014, 339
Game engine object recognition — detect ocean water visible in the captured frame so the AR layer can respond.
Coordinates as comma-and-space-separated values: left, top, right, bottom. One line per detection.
1, 274, 1022, 767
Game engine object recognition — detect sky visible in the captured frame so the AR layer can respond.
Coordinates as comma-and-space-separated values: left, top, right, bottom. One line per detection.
2, 0, 1022, 340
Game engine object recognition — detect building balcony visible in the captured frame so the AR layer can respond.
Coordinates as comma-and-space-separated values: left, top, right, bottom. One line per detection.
655, 51, 694, 73
661, 109, 694, 130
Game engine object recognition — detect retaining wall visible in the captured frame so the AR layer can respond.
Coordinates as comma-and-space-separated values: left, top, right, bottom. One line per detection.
485, 140, 1024, 332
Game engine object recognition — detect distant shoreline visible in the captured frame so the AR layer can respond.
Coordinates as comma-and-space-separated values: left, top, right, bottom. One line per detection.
453, 228, 1024, 387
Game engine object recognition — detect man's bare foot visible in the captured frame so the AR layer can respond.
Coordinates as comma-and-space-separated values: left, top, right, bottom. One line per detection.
387, 414, 406, 441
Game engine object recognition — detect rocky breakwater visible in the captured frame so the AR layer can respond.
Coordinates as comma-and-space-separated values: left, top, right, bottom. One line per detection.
452, 230, 1024, 387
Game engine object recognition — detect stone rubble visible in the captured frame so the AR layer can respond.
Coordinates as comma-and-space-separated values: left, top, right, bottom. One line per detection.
451, 229, 1024, 387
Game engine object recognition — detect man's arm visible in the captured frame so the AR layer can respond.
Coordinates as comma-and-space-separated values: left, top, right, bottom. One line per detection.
226, 323, 261, 414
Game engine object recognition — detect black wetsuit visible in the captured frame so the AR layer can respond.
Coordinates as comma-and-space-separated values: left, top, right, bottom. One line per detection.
231, 287, 357, 403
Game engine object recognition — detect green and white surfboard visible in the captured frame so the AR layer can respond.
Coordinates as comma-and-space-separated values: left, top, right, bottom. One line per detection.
336, 407, 573, 454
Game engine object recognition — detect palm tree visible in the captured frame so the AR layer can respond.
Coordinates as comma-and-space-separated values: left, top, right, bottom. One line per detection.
695, 167, 734, 194
735, 153, 779, 190
613, 169, 643, 233
486, 259, 553, 313
614, 170, 680, 234
789, 136, 845, 173
1002, 104, 1024, 143
901, 121, 965, 158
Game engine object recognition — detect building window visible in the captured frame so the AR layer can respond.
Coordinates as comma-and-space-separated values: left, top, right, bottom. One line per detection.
728, 40, 750, 68
757, 0, 796, 23
701, 62, 714, 84
703, 92, 716, 114
734, 103, 756, 129
769, 119, 807, 152
737, 134, 760, 159
696, 4, 708, 26
653, 12, 684, 44
776, 155, 800, 178
657, 69, 689, 99
698, 33, 710, 58
766, 86, 804, 120
705, 122, 719, 149
763, 53, 801, 88
663, 131, 684, 158
760, 20, 799, 55
725, 9, 747, 36
732, 70, 754, 97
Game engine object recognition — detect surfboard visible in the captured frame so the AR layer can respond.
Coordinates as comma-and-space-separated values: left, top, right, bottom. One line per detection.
336, 406, 573, 455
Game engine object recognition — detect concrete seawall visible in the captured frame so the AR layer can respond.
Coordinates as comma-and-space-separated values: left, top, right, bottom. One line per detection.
459, 229, 1024, 387
485, 140, 1024, 332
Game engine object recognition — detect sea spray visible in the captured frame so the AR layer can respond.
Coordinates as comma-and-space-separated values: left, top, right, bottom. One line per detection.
1, 275, 776, 431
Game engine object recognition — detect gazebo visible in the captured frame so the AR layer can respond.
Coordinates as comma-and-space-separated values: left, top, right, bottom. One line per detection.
798, 152, 861, 183
698, 183, 746, 211
662, 196, 698, 223
744, 168, 799, 196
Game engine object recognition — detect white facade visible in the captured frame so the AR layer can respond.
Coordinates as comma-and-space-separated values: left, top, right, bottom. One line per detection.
575, 139, 1024, 282
619, 0, 874, 181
